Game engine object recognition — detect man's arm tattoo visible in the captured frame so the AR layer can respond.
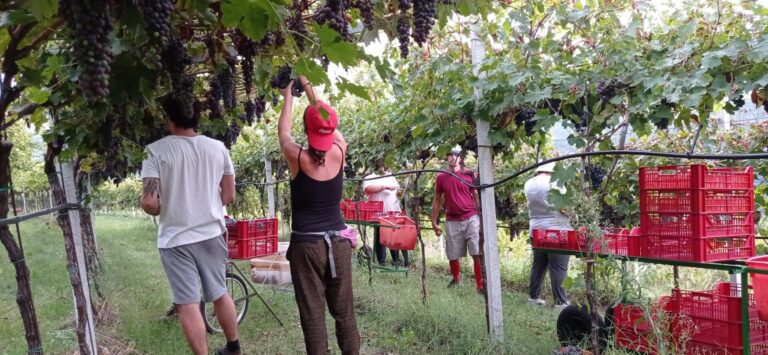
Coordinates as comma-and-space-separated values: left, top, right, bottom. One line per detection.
143, 178, 160, 198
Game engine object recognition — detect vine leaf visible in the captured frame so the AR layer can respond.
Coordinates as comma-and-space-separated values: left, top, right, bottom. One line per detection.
337, 78, 371, 101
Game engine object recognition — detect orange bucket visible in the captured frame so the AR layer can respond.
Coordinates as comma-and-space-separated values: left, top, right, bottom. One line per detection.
747, 255, 768, 321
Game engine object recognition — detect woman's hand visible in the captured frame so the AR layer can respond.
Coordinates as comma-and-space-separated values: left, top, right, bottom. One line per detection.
279, 80, 293, 98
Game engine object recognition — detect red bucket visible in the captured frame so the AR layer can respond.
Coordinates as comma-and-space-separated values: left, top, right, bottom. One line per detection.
748, 255, 768, 321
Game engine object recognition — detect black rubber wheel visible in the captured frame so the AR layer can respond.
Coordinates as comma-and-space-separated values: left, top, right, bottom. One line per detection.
556, 303, 608, 351
200, 272, 249, 334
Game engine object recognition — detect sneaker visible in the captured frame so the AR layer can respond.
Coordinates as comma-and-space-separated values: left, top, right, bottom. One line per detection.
161, 304, 178, 320
528, 298, 546, 306
447, 279, 460, 288
477, 288, 486, 295
554, 302, 570, 311
214, 348, 241, 355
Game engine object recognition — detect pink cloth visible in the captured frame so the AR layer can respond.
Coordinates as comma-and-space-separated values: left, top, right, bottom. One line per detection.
340, 226, 358, 248
435, 169, 477, 221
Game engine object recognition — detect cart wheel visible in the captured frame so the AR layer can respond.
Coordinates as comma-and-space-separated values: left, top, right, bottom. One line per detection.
200, 272, 249, 333
556, 303, 608, 351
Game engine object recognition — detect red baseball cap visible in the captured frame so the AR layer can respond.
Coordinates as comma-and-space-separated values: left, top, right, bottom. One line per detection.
303, 100, 338, 151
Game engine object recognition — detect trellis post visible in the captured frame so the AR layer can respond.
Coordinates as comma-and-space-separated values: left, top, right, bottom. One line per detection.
470, 21, 504, 342
61, 162, 98, 354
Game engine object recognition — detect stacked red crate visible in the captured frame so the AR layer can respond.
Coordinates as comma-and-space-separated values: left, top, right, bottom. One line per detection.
226, 217, 279, 259
340, 199, 383, 222
638, 165, 755, 262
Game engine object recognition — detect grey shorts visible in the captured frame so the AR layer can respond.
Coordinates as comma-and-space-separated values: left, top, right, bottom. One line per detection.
444, 215, 481, 260
159, 236, 228, 304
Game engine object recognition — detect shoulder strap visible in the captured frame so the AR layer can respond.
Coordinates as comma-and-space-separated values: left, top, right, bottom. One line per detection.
297, 147, 303, 173
333, 142, 345, 171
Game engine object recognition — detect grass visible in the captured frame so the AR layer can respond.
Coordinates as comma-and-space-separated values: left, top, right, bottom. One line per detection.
0, 215, 571, 354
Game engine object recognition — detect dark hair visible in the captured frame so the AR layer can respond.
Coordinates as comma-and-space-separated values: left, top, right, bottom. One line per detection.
160, 95, 197, 129
307, 146, 326, 166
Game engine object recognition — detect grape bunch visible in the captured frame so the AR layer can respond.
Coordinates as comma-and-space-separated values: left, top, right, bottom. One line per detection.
585, 164, 606, 190
731, 95, 745, 110
291, 78, 305, 97
136, 0, 174, 46
316, 0, 351, 40
58, 0, 114, 102
269, 65, 293, 89
207, 76, 223, 120
397, 0, 412, 58
514, 108, 536, 136
161, 38, 195, 118
597, 78, 623, 102
654, 116, 669, 130
161, 38, 192, 75
287, 1, 309, 51
219, 57, 237, 111
351, 0, 375, 30
661, 98, 676, 108
411, 0, 437, 47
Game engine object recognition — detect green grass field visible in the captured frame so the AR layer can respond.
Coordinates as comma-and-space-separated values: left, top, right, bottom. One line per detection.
0, 215, 570, 354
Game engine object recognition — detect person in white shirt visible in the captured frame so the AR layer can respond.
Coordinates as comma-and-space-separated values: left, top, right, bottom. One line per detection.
363, 160, 407, 266
523, 162, 571, 310
140, 96, 241, 355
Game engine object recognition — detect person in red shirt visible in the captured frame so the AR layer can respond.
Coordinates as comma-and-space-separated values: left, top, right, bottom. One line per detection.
430, 146, 484, 293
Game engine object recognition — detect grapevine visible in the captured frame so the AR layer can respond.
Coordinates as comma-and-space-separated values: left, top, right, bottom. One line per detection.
58, 0, 114, 102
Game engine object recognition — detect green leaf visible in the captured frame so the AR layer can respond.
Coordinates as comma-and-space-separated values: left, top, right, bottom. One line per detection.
315, 25, 362, 67
293, 57, 329, 85
551, 162, 578, 189
337, 79, 371, 101
22, 0, 57, 20
27, 87, 50, 104
222, 0, 274, 41
0, 10, 36, 27
30, 108, 46, 130
42, 55, 63, 81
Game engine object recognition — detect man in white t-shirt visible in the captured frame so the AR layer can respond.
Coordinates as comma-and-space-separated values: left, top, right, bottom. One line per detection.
140, 96, 241, 355
363, 161, 408, 266
523, 161, 571, 311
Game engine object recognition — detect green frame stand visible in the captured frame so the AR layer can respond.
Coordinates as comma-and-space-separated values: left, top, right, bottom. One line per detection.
534, 247, 768, 354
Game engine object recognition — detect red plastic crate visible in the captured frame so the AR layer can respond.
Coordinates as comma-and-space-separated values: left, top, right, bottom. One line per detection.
576, 228, 629, 255
226, 218, 278, 259
669, 283, 768, 354
532, 229, 576, 250
340, 199, 383, 222
613, 299, 676, 354
640, 165, 753, 191
636, 235, 754, 262
640, 190, 753, 214
378, 215, 417, 251
641, 212, 754, 239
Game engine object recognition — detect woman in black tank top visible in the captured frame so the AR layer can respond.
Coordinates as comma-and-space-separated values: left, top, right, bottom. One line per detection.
277, 77, 360, 355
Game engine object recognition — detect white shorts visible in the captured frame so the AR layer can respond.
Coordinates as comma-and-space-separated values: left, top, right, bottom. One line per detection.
444, 215, 481, 260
